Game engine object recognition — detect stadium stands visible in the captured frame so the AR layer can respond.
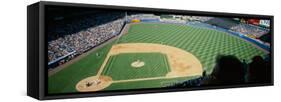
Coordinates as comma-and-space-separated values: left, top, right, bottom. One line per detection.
48, 13, 125, 68
204, 17, 270, 39
230, 24, 270, 38
185, 16, 213, 22
127, 14, 160, 23
160, 19, 186, 24
204, 17, 239, 29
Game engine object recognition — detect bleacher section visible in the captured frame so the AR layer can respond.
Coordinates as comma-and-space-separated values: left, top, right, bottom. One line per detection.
48, 12, 125, 69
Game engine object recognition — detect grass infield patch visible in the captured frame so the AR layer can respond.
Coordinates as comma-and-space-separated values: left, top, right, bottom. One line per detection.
102, 53, 170, 80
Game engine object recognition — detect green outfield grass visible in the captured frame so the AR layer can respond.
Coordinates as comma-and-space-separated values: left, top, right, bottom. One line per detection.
48, 22, 267, 94
48, 41, 116, 94
101, 53, 170, 80
118, 23, 267, 74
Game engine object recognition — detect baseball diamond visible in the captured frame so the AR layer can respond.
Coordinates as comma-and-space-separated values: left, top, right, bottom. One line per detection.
48, 22, 267, 94
101, 53, 170, 80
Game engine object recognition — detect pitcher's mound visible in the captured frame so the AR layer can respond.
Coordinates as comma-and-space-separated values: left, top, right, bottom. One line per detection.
131, 60, 145, 68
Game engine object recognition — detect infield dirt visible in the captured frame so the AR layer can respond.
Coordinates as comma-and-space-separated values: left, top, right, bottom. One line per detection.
76, 43, 203, 92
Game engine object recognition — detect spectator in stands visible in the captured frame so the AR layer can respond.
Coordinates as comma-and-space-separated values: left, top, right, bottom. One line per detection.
248, 56, 271, 83
48, 13, 125, 69
230, 24, 270, 38
168, 55, 246, 88
201, 55, 245, 85
242, 59, 249, 82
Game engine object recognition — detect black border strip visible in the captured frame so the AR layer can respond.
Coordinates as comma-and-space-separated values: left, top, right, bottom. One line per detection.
36, 1, 274, 100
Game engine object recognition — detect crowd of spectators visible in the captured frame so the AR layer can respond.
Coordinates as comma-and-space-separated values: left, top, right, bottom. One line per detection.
48, 13, 125, 68
203, 17, 269, 39
204, 17, 238, 29
230, 24, 270, 38
202, 17, 270, 45
160, 18, 186, 24
168, 54, 271, 88
128, 14, 160, 21
159, 15, 212, 24
185, 16, 213, 22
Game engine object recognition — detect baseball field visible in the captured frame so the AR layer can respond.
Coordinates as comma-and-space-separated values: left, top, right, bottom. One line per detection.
48, 22, 267, 94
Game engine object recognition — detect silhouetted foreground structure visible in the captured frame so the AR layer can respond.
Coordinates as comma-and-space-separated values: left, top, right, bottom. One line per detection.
169, 55, 271, 87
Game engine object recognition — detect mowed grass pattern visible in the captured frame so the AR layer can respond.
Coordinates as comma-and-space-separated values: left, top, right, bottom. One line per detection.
48, 22, 268, 93
101, 53, 170, 80
48, 41, 116, 94
118, 23, 267, 74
